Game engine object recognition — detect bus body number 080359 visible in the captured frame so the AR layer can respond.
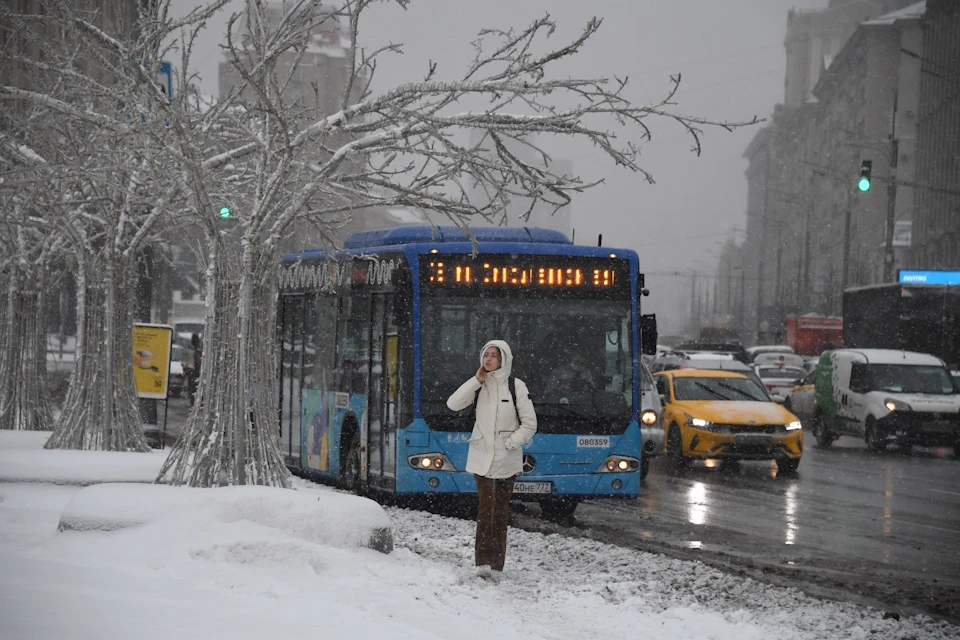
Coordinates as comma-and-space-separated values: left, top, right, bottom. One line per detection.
576, 436, 610, 448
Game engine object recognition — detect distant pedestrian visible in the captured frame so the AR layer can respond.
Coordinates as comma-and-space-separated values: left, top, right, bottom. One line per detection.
447, 340, 537, 578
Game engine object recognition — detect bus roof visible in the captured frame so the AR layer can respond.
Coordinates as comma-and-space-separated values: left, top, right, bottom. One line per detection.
343, 225, 572, 249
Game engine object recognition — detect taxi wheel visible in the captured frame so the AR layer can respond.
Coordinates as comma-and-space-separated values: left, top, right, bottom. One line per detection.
667, 425, 689, 468
777, 458, 800, 473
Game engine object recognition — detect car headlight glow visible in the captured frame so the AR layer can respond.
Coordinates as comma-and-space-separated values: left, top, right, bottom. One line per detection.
409, 454, 457, 472
597, 456, 639, 473
641, 410, 658, 426
884, 398, 911, 412
785, 421, 802, 431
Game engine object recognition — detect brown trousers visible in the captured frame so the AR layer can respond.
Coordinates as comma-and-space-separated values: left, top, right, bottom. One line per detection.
474, 474, 516, 571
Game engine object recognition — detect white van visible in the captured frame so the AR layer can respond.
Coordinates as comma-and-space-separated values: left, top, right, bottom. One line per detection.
812, 349, 960, 454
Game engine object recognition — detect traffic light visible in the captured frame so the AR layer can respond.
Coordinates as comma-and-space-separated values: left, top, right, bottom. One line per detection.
858, 160, 872, 192
219, 206, 231, 218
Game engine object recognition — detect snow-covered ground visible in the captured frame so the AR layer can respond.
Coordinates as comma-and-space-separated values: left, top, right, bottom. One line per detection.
1, 431, 958, 640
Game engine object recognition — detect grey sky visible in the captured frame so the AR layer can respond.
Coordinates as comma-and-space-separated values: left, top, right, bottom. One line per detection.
171, 0, 825, 331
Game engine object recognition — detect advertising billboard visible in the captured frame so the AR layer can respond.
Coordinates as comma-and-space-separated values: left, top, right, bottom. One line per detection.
132, 323, 173, 399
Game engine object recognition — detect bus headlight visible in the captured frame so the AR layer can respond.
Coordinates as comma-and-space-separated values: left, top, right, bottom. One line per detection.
641, 410, 658, 426
408, 454, 457, 472
597, 456, 639, 473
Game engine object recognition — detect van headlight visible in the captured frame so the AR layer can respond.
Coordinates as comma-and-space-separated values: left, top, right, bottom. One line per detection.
785, 421, 802, 431
641, 410, 658, 426
408, 454, 456, 472
884, 398, 912, 412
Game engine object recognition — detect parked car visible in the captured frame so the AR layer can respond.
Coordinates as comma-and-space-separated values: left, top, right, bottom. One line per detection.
752, 352, 805, 369
673, 341, 749, 363
653, 369, 803, 472
639, 361, 663, 480
783, 368, 818, 423
812, 349, 960, 454
651, 352, 764, 388
753, 364, 807, 402
168, 341, 187, 398
745, 345, 795, 363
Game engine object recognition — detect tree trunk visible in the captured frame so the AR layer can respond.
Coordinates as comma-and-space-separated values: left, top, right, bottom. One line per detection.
0, 271, 54, 430
45, 258, 150, 451
158, 239, 290, 487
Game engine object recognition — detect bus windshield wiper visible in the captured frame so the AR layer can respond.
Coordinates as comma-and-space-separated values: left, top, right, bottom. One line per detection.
538, 402, 592, 419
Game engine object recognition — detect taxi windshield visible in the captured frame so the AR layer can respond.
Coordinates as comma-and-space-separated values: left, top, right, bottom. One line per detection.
673, 376, 769, 402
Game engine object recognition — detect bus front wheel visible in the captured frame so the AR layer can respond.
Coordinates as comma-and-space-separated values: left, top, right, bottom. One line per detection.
539, 497, 579, 521
341, 430, 362, 494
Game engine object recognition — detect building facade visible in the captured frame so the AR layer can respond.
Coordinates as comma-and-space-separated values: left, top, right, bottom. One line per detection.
741, 1, 925, 345
911, 0, 960, 270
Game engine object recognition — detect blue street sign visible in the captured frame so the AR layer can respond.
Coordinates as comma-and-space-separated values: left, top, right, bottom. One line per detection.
898, 270, 960, 286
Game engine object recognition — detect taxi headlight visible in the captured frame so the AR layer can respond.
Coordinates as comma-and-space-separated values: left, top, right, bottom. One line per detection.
785, 421, 802, 431
685, 412, 711, 429
641, 410, 658, 426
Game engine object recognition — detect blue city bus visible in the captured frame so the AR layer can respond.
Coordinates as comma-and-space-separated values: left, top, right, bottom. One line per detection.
277, 226, 647, 517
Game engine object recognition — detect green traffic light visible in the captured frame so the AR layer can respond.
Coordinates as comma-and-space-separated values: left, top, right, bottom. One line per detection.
219, 206, 231, 218
857, 177, 871, 192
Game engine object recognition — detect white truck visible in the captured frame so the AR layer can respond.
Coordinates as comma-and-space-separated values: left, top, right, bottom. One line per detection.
812, 349, 960, 455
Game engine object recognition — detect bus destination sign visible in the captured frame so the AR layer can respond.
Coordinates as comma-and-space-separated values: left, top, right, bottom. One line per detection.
420, 255, 629, 293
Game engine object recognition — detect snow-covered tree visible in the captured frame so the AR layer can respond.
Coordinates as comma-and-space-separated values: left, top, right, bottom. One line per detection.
2, 0, 758, 481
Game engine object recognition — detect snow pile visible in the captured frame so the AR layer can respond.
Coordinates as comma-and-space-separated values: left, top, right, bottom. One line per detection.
0, 430, 51, 450
0, 448, 168, 484
58, 483, 393, 552
1, 430, 958, 639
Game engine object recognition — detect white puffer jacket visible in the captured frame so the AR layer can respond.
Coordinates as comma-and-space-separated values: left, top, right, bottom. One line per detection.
446, 340, 537, 478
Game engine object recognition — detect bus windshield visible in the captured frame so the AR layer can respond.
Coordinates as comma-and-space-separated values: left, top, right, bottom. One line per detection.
420, 297, 633, 434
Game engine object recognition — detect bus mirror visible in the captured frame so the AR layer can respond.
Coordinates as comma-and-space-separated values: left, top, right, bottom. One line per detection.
640, 314, 658, 356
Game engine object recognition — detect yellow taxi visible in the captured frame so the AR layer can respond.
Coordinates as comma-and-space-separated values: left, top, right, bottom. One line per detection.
653, 369, 803, 472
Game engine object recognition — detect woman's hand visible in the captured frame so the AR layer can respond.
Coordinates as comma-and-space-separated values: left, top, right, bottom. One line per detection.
476, 366, 487, 382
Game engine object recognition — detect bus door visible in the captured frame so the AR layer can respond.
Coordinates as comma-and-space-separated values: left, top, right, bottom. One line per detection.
279, 294, 305, 465
367, 293, 398, 489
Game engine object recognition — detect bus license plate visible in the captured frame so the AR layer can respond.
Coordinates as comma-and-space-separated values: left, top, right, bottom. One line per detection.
577, 436, 610, 448
513, 482, 553, 495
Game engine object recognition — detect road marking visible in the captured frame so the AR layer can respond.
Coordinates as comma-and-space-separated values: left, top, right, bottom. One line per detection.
926, 488, 960, 497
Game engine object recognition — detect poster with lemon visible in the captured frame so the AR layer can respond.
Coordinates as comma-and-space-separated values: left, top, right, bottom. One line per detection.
133, 323, 173, 399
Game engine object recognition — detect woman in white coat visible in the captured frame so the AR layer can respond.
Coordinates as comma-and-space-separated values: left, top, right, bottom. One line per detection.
447, 340, 537, 575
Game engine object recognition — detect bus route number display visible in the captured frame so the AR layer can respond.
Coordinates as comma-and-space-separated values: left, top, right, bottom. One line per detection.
422, 257, 625, 290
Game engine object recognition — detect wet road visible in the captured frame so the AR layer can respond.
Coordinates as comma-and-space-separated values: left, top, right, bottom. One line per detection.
151, 399, 960, 620
539, 438, 960, 622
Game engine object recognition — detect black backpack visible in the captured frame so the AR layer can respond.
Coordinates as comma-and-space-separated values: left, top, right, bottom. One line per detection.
470, 377, 523, 424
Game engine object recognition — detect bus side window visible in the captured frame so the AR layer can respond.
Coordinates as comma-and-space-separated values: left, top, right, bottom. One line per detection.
337, 293, 371, 394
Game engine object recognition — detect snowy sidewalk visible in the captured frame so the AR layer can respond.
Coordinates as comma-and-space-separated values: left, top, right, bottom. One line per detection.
1, 431, 958, 639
